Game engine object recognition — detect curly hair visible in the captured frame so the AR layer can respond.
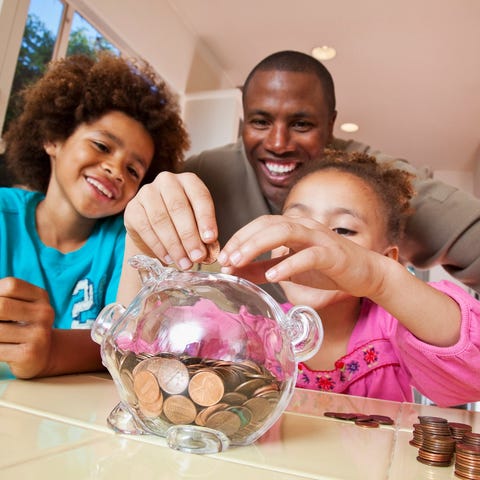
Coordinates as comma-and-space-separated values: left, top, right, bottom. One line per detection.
294, 149, 415, 244
4, 52, 190, 192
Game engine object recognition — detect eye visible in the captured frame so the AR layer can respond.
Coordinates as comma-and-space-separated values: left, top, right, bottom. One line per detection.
92, 141, 109, 153
249, 118, 270, 129
291, 120, 314, 131
127, 165, 140, 180
332, 227, 356, 237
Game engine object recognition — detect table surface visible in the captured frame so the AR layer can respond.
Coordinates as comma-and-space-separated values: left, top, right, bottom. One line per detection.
1, 363, 478, 480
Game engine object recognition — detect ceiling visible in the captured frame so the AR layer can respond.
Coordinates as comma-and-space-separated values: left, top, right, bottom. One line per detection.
167, 0, 480, 174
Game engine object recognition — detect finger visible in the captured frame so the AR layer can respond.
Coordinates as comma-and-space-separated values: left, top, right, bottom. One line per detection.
221, 256, 286, 284
178, 173, 218, 245
126, 180, 196, 269
221, 217, 319, 267
0, 294, 54, 325
218, 216, 287, 265
0, 277, 50, 302
139, 172, 215, 269
265, 246, 351, 292
124, 196, 169, 261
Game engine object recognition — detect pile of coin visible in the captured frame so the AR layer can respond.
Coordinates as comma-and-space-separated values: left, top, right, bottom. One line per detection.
323, 411, 395, 428
413, 416, 457, 467
408, 415, 480, 476
116, 351, 282, 441
455, 433, 480, 479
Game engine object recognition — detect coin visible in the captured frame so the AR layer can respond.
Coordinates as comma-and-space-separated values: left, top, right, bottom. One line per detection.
354, 418, 379, 428
202, 241, 220, 264
138, 394, 164, 418
133, 370, 161, 404
243, 397, 272, 423
151, 357, 190, 395
163, 395, 197, 425
188, 370, 225, 406
205, 410, 242, 436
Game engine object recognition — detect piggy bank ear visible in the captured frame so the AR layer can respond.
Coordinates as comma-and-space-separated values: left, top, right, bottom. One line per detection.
91, 303, 126, 344
285, 305, 324, 362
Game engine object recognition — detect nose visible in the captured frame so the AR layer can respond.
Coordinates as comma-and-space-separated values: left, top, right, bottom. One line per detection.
102, 159, 124, 183
263, 123, 294, 155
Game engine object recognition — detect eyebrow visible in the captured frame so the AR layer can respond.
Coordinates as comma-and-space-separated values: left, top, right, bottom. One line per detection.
284, 203, 367, 223
246, 108, 314, 119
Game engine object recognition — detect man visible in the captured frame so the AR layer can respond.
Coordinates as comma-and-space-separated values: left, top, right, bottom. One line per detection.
123, 50, 480, 300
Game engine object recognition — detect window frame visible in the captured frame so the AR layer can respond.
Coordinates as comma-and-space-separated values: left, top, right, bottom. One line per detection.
0, 0, 138, 139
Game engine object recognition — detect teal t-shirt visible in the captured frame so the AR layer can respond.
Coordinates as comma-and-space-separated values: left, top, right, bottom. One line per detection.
0, 187, 125, 329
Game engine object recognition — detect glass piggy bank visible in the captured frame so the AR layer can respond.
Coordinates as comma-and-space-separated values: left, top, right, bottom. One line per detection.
92, 255, 323, 454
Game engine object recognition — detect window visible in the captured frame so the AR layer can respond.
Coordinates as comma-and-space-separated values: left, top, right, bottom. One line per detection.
1, 0, 119, 136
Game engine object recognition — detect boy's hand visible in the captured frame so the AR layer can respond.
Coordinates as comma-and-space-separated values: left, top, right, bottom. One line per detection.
0, 277, 55, 378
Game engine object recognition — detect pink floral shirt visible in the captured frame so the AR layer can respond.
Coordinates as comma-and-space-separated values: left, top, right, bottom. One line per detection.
293, 281, 480, 407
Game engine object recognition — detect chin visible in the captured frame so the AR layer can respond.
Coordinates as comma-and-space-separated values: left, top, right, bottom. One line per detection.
281, 282, 351, 310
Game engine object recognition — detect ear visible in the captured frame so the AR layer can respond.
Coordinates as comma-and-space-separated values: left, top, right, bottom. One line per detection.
383, 245, 399, 262
43, 141, 58, 157
326, 111, 337, 145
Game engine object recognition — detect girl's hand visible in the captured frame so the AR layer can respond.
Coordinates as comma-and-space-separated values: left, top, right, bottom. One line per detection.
218, 214, 389, 299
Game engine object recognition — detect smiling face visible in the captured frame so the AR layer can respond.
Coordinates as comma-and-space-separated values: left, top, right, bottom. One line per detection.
242, 70, 335, 212
45, 110, 154, 219
278, 168, 396, 310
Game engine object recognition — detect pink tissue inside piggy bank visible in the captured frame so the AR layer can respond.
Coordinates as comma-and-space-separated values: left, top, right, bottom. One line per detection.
116, 298, 286, 378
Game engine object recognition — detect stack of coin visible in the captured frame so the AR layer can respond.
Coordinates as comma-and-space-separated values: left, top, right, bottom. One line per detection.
450, 422, 473, 442
413, 416, 456, 467
409, 423, 425, 447
118, 351, 282, 441
462, 433, 480, 448
454, 441, 480, 479
417, 433, 456, 467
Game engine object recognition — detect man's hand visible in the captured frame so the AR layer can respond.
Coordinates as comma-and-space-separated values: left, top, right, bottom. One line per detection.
124, 172, 219, 270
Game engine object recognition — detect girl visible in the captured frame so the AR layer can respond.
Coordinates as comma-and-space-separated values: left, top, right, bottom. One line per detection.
0, 52, 189, 378
217, 151, 480, 407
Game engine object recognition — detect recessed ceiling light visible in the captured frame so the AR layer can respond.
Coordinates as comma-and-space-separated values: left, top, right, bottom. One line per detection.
340, 123, 359, 133
311, 45, 336, 61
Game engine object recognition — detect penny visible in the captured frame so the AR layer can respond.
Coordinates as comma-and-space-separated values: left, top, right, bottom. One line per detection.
205, 410, 242, 436
138, 393, 164, 418
243, 397, 272, 423
235, 378, 266, 397
163, 395, 197, 425
195, 402, 229, 426
221, 392, 248, 406
354, 418, 379, 428
202, 241, 220, 264
152, 357, 190, 395
368, 414, 394, 425
133, 370, 161, 404
188, 370, 225, 406
228, 406, 252, 428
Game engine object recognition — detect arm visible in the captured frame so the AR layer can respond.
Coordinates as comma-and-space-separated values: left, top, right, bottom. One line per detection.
218, 214, 461, 347
0, 277, 103, 378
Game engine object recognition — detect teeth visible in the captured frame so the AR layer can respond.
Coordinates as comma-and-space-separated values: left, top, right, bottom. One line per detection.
265, 162, 297, 174
86, 177, 113, 198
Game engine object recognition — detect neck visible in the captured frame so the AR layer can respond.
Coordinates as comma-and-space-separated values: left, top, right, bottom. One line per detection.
36, 195, 97, 253
306, 297, 362, 371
